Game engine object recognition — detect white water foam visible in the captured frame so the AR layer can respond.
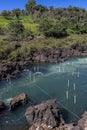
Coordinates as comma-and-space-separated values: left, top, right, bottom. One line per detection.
5, 98, 13, 105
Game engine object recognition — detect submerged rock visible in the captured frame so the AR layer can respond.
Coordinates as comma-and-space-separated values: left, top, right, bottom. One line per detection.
25, 99, 64, 129
9, 93, 28, 111
0, 102, 6, 112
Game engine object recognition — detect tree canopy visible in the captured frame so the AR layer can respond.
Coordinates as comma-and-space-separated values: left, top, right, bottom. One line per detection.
25, 0, 36, 15
0, 1, 87, 38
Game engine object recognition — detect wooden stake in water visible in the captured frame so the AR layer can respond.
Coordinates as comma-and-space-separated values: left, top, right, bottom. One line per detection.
34, 66, 36, 72
67, 62, 70, 65
59, 67, 60, 72
73, 83, 76, 91
72, 70, 74, 76
66, 90, 69, 100
62, 68, 64, 72
33, 75, 36, 82
29, 71, 32, 81
37, 66, 39, 72
9, 79, 11, 85
74, 95, 76, 104
7, 78, 9, 82
67, 80, 70, 87
77, 72, 80, 77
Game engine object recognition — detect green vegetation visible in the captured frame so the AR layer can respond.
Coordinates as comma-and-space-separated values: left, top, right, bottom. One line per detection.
0, 0, 87, 61
0, 15, 39, 34
39, 18, 68, 37
0, 34, 87, 60
8, 20, 25, 41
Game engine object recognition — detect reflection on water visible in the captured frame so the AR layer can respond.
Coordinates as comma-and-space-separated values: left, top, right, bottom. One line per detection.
0, 57, 87, 127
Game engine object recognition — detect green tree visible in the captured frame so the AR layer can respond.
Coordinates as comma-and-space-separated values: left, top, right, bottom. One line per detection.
25, 0, 36, 15
49, 6, 54, 11
1, 10, 10, 18
36, 5, 47, 12
8, 20, 25, 41
39, 19, 68, 37
12, 8, 22, 18
39, 18, 53, 33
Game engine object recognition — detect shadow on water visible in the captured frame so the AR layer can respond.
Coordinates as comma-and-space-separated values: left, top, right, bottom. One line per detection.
60, 108, 77, 123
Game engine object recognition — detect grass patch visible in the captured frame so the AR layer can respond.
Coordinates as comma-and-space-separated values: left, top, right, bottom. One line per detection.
0, 15, 39, 34
23, 23, 39, 34
0, 15, 87, 61
0, 16, 9, 27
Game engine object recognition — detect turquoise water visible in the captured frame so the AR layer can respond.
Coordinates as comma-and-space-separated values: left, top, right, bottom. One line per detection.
0, 57, 87, 127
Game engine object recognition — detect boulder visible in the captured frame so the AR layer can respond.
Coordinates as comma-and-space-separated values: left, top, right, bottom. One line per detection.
10, 41, 21, 49
35, 35, 45, 40
11, 70, 20, 78
25, 99, 64, 129
27, 36, 34, 41
9, 93, 28, 111
0, 102, 6, 111
29, 123, 80, 130
29, 123, 51, 130
78, 111, 87, 130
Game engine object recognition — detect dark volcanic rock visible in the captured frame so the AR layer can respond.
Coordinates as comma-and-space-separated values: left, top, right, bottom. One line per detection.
25, 99, 64, 129
29, 123, 76, 130
0, 102, 6, 112
78, 111, 87, 130
25, 99, 87, 130
0, 45, 87, 81
11, 70, 20, 78
10, 41, 21, 49
9, 93, 28, 111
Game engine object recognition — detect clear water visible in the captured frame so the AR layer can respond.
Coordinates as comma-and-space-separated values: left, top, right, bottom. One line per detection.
0, 57, 87, 128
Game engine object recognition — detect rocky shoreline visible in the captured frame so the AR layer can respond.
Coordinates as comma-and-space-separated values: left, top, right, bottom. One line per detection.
0, 44, 87, 81
0, 44, 87, 129
0, 93, 87, 130
25, 99, 87, 130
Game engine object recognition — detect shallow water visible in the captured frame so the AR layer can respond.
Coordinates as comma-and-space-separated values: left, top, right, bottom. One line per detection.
0, 57, 87, 128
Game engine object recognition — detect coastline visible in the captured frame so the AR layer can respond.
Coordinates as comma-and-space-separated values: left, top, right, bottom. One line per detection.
0, 45, 87, 129
0, 44, 87, 81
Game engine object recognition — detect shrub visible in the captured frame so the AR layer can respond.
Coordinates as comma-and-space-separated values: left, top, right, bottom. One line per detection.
8, 20, 25, 41
39, 19, 68, 38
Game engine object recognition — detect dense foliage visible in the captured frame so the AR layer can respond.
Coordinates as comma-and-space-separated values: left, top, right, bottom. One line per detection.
0, 0, 87, 60
8, 20, 25, 41
39, 18, 68, 37
0, 0, 87, 38
24, 0, 87, 36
